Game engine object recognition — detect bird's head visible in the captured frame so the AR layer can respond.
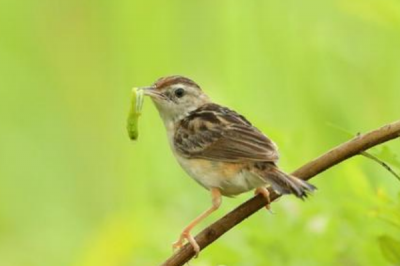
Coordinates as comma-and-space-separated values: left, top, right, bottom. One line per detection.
142, 75, 210, 122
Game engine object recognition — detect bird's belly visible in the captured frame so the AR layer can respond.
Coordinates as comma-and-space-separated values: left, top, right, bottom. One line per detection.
176, 157, 267, 196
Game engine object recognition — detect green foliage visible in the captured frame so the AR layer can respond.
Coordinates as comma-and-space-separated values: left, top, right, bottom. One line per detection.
377, 193, 400, 265
379, 236, 400, 265
0, 0, 400, 266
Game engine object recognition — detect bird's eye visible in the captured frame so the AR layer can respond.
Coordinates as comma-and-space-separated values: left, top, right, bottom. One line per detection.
175, 88, 185, 98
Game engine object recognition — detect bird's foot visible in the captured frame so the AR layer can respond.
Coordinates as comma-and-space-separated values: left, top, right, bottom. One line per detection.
255, 187, 274, 213
172, 230, 200, 258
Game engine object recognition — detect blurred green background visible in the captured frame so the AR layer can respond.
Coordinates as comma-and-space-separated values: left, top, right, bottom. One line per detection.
1, 0, 400, 266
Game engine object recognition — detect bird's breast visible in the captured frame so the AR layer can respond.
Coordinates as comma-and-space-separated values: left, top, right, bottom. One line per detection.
174, 155, 266, 196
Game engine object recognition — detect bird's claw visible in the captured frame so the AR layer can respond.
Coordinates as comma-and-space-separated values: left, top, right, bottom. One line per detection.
172, 237, 184, 252
255, 187, 275, 213
172, 231, 200, 258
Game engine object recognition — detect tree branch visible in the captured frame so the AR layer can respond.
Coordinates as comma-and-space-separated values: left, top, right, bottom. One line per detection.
160, 120, 400, 266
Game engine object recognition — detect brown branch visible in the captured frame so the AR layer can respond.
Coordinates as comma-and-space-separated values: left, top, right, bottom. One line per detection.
160, 120, 400, 266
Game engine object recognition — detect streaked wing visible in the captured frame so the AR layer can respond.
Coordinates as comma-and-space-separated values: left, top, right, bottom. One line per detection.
174, 104, 279, 163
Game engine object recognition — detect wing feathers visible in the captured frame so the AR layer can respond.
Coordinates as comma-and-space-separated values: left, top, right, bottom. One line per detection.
174, 103, 279, 163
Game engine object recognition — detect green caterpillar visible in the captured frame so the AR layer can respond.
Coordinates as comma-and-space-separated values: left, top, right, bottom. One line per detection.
127, 87, 144, 140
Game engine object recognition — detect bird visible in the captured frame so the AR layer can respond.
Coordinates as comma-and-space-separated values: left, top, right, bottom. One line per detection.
140, 75, 316, 256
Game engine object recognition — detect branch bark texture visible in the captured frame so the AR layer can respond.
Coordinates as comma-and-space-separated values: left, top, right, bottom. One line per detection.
160, 120, 400, 266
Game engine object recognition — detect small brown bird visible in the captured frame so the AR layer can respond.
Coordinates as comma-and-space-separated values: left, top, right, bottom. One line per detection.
141, 75, 315, 255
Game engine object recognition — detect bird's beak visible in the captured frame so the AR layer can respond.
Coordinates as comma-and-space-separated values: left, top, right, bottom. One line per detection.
141, 86, 165, 100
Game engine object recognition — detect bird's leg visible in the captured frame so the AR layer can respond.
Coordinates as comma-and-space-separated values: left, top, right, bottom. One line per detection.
172, 188, 221, 257
255, 187, 273, 212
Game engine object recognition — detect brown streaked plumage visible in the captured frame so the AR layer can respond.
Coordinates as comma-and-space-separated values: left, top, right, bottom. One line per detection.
174, 103, 279, 163
140, 75, 316, 256
154, 75, 201, 91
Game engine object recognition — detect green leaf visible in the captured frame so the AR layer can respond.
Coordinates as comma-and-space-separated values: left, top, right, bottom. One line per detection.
378, 235, 400, 265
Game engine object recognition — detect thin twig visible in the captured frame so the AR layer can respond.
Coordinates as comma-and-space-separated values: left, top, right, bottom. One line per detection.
361, 151, 400, 181
160, 120, 400, 266
329, 129, 400, 182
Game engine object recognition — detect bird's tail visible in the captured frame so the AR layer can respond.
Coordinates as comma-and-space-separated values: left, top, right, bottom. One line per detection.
259, 164, 316, 199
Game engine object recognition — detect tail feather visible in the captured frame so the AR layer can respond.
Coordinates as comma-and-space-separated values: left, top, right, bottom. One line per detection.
260, 165, 316, 199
